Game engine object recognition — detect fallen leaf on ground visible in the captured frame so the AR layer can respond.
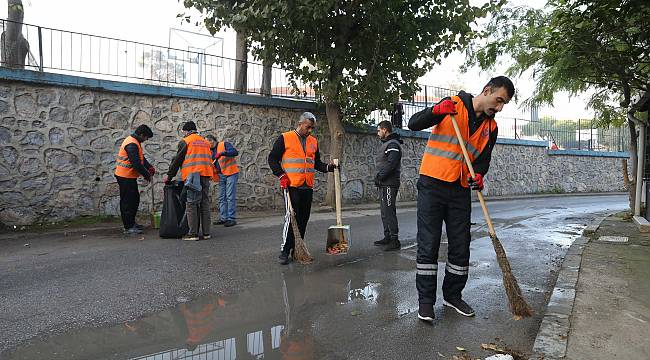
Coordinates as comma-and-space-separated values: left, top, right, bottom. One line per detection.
456, 347, 466, 351
512, 315, 522, 321
350, 310, 361, 316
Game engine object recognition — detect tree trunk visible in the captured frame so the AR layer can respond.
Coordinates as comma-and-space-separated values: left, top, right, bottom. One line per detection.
261, 59, 272, 96
234, 31, 248, 94
628, 119, 638, 211
1, 0, 29, 69
325, 101, 344, 207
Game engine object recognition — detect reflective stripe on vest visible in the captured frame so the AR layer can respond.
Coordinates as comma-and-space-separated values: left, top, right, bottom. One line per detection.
181, 133, 215, 181
217, 141, 239, 176
114, 136, 144, 179
281, 131, 317, 188
419, 95, 497, 187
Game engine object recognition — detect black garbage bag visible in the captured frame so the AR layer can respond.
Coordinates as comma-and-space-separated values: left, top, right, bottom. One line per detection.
159, 182, 189, 238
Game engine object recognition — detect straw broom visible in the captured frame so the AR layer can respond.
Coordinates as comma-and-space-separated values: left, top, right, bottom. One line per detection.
449, 115, 533, 318
285, 190, 314, 264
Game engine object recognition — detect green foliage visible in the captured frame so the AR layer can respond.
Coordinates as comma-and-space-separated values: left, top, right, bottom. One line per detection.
466, 0, 650, 125
182, 0, 501, 123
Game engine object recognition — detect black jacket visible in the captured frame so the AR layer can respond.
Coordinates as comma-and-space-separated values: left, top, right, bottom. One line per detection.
407, 90, 498, 177
375, 133, 403, 187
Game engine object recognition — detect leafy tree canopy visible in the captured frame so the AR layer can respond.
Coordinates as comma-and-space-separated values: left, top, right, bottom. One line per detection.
465, 0, 650, 126
182, 0, 500, 123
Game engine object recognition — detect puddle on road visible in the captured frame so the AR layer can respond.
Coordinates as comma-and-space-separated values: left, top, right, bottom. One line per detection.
3, 255, 416, 360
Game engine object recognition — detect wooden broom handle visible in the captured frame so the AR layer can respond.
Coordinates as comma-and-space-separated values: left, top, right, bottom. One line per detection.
448, 115, 497, 237
333, 159, 343, 226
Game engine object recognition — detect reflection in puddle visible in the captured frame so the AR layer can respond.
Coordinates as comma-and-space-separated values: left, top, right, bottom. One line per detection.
347, 281, 380, 302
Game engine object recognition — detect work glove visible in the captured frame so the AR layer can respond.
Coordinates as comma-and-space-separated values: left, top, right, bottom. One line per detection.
327, 162, 339, 172
162, 174, 171, 184
215, 151, 226, 159
468, 173, 484, 191
147, 166, 156, 177
279, 174, 291, 190
432, 99, 457, 116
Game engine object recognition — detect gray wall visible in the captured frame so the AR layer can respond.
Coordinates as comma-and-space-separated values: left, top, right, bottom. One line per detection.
0, 70, 629, 226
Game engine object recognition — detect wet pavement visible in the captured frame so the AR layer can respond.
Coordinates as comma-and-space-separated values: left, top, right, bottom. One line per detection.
0, 194, 627, 359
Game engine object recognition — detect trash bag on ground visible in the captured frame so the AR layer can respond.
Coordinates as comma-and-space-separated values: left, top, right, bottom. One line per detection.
159, 181, 189, 238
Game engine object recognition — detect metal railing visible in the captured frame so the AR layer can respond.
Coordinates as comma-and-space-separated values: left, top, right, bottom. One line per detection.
0, 18, 314, 99
499, 116, 630, 152
0, 19, 629, 152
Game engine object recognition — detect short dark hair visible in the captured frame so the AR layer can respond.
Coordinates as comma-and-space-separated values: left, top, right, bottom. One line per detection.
134, 124, 153, 138
205, 134, 217, 142
378, 120, 393, 133
182, 121, 197, 131
484, 76, 515, 98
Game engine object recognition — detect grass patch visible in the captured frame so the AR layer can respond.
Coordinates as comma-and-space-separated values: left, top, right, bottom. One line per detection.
1, 215, 120, 233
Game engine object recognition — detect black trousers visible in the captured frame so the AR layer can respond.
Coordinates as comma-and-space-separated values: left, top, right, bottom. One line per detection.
379, 186, 399, 239
281, 187, 313, 256
115, 175, 140, 230
416, 176, 471, 304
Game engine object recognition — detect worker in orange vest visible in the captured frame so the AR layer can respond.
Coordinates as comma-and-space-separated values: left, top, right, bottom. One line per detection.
114, 124, 155, 235
408, 76, 515, 322
163, 121, 215, 241
205, 135, 240, 227
267, 112, 337, 265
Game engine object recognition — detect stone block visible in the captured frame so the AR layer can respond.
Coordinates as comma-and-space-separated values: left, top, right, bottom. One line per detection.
14, 93, 36, 116
73, 103, 101, 128
45, 148, 79, 172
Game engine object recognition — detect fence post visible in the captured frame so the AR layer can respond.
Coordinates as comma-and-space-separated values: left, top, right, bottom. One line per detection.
514, 117, 518, 139
589, 120, 593, 151
578, 119, 581, 150
424, 85, 428, 107
37, 26, 44, 72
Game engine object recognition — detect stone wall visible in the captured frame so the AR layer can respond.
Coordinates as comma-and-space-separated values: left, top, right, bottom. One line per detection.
0, 71, 629, 226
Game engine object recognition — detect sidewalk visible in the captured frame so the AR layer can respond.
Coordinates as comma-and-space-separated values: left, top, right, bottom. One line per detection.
534, 212, 650, 359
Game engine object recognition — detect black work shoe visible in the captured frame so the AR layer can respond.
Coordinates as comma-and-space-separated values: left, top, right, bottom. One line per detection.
201, 234, 211, 240
123, 227, 143, 235
418, 303, 435, 322
374, 237, 390, 246
443, 298, 475, 317
134, 223, 145, 230
278, 253, 290, 265
383, 239, 401, 251
224, 220, 237, 227
214, 219, 226, 225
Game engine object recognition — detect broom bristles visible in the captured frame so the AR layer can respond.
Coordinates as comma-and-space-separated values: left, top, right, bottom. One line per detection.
490, 233, 534, 317
290, 211, 313, 264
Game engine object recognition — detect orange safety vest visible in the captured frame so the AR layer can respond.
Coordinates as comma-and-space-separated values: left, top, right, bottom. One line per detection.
281, 131, 318, 188
181, 133, 215, 181
217, 141, 239, 176
180, 302, 217, 345
280, 335, 314, 360
419, 95, 497, 188
114, 136, 144, 179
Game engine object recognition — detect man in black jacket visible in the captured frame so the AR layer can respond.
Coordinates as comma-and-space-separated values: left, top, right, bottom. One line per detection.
408, 76, 514, 322
373, 120, 403, 251
114, 125, 155, 235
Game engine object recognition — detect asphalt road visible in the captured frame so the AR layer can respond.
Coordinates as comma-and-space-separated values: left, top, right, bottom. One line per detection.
0, 194, 627, 359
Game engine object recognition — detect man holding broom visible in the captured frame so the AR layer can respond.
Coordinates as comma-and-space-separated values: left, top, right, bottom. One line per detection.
268, 112, 337, 265
408, 76, 514, 321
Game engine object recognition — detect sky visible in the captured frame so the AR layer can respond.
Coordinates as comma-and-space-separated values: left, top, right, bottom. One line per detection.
2, 0, 593, 120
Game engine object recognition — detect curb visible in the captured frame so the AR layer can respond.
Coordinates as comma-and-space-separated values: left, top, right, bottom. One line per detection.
532, 214, 609, 359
